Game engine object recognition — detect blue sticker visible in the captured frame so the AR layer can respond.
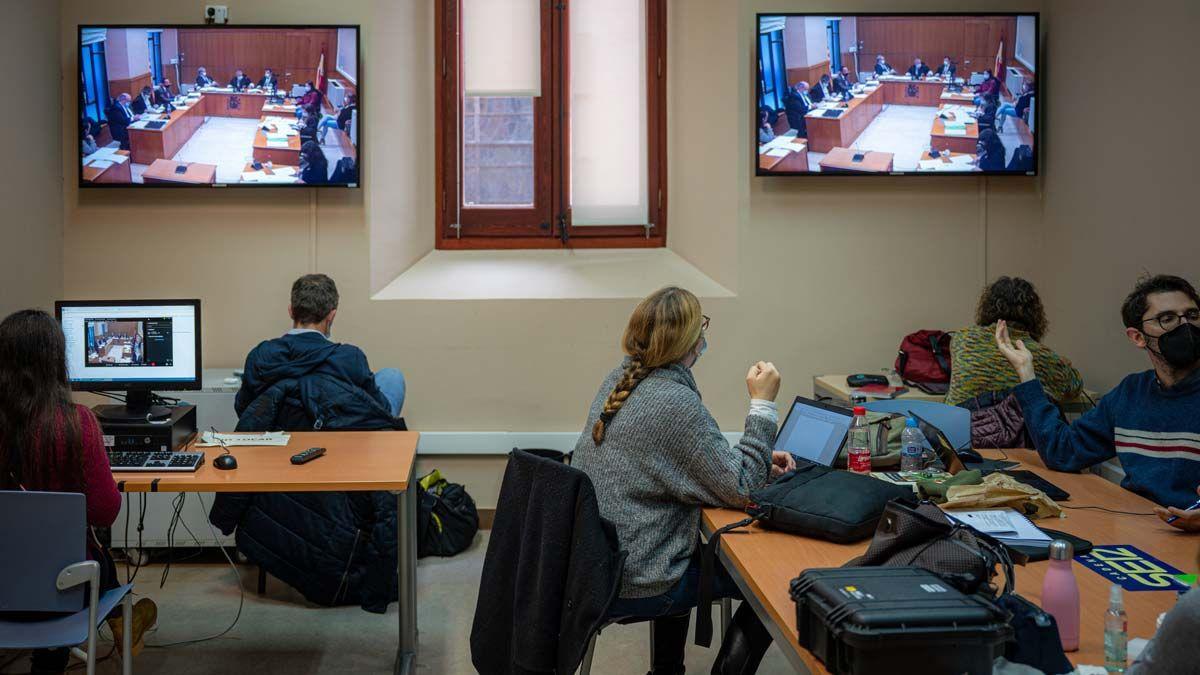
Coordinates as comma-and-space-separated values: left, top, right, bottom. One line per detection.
1075, 545, 1191, 592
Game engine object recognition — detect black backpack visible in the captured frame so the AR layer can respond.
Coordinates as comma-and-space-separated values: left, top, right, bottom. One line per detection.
416, 470, 480, 558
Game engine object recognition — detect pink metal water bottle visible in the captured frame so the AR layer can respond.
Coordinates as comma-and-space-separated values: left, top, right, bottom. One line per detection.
1042, 539, 1080, 651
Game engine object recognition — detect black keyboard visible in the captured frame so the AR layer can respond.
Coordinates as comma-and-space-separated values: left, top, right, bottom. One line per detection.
108, 451, 205, 472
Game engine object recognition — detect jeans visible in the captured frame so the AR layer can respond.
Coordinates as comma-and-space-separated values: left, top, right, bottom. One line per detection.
995, 103, 1017, 129
317, 115, 339, 141
608, 552, 743, 619
374, 368, 406, 417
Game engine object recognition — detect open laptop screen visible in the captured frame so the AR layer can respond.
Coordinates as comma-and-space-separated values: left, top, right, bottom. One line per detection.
774, 396, 853, 466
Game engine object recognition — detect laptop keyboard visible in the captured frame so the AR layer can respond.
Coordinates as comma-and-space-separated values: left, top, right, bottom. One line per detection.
109, 451, 205, 472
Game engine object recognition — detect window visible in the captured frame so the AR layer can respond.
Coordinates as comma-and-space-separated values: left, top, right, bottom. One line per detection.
827, 19, 842, 72
758, 29, 787, 113
436, 0, 667, 249
80, 38, 109, 122
147, 30, 163, 84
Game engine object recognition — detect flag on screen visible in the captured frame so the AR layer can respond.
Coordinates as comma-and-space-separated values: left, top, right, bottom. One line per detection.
316, 52, 326, 92
994, 38, 1005, 81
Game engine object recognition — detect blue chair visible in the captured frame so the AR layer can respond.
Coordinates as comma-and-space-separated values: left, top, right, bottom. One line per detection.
0, 491, 134, 675
862, 399, 971, 451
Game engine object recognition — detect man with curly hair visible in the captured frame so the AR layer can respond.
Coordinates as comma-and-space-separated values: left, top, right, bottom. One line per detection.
946, 276, 1083, 406
996, 274, 1200, 531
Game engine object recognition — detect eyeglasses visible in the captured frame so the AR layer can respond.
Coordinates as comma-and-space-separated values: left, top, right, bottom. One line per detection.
1142, 308, 1200, 332
701, 315, 710, 332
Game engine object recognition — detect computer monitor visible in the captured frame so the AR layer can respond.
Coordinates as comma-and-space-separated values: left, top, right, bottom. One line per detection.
55, 299, 202, 421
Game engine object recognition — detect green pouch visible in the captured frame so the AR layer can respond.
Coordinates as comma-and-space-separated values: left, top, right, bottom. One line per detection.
916, 469, 982, 502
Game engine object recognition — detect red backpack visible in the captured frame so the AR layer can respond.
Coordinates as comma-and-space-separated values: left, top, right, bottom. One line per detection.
894, 330, 953, 392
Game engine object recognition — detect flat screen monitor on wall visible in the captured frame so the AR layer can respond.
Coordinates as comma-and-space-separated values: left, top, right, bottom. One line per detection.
755, 13, 1038, 176
78, 25, 360, 188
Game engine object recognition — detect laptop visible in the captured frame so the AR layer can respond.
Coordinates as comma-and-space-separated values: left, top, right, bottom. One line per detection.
774, 396, 854, 466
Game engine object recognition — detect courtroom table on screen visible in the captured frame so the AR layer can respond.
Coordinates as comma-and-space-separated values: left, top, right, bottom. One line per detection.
758, 138, 809, 173
818, 147, 893, 173
918, 151, 979, 172
141, 159, 217, 185
127, 100, 205, 165
241, 162, 301, 184
82, 150, 132, 184
804, 77, 961, 153
253, 124, 303, 166
200, 89, 273, 119
930, 108, 981, 155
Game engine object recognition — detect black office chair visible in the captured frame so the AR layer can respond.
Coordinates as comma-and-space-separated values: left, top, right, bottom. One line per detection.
579, 600, 733, 674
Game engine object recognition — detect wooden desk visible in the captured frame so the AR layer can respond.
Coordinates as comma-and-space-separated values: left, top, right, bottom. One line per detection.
200, 89, 272, 119
114, 431, 420, 673
141, 159, 217, 185
702, 449, 1192, 674
941, 90, 977, 104
818, 147, 893, 173
758, 138, 809, 173
253, 123, 303, 166
813, 374, 1097, 414
805, 86, 883, 153
877, 77, 949, 107
262, 102, 300, 116
918, 150, 979, 172
82, 150, 132, 184
931, 108, 980, 155
127, 101, 204, 165
240, 162, 302, 184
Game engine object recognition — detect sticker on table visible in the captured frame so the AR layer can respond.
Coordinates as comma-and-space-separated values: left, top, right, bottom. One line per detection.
1075, 545, 1191, 592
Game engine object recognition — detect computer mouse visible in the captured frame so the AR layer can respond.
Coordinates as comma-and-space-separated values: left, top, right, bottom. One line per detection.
223, 376, 240, 385
214, 454, 238, 470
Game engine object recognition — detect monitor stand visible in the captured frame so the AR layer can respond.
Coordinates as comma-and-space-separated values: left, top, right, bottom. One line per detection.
93, 390, 172, 422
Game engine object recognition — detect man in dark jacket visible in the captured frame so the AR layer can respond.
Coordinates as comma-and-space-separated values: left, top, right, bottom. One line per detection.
210, 273, 407, 612
234, 273, 405, 425
105, 94, 139, 150
782, 82, 812, 137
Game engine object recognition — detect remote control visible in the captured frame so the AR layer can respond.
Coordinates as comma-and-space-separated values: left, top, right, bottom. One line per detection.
291, 447, 326, 465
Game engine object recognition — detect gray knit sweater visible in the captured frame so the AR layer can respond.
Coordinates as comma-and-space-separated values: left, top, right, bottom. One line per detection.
573, 360, 776, 598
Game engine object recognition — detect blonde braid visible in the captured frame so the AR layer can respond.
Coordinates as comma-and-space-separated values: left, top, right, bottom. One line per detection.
591, 358, 653, 444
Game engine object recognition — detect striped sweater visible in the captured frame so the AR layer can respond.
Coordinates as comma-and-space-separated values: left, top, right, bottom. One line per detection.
946, 323, 1083, 406
1013, 369, 1200, 508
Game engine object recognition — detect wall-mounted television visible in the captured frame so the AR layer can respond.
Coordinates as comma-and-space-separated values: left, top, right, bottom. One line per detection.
78, 25, 360, 188
755, 13, 1038, 176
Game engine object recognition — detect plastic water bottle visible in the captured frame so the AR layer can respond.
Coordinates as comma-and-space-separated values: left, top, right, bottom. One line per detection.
847, 407, 873, 474
1041, 540, 1080, 651
900, 417, 928, 472
1104, 584, 1128, 673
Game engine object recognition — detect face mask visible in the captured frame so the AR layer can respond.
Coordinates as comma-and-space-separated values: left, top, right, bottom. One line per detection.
1151, 322, 1200, 369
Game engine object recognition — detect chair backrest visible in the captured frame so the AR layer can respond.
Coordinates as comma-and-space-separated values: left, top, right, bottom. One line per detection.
0, 491, 86, 613
861, 400, 971, 451
858, 71, 873, 83
180, 83, 195, 94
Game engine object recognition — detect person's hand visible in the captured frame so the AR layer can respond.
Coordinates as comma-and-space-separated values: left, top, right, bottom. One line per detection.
771, 450, 796, 478
746, 361, 781, 402
1155, 486, 1200, 532
995, 320, 1036, 382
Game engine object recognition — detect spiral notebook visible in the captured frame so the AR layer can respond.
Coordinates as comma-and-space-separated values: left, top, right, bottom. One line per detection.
947, 508, 1051, 547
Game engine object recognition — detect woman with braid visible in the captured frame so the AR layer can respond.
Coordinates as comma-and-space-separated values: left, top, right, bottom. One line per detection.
573, 286, 794, 675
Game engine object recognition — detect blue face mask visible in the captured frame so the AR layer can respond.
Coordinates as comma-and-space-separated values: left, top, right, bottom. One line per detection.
698, 335, 708, 357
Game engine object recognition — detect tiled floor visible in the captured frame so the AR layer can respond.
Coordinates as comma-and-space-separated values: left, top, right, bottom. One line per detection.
806, 103, 1027, 172
128, 117, 348, 184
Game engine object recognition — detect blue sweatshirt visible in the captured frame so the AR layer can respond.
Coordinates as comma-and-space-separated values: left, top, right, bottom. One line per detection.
1013, 369, 1200, 509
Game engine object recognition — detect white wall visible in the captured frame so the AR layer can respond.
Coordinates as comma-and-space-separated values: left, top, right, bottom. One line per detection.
336, 27, 357, 83
0, 1, 61, 317
1015, 14, 1036, 71
804, 16, 827, 66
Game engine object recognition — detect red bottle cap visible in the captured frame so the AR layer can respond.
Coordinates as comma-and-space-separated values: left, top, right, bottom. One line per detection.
853, 406, 866, 416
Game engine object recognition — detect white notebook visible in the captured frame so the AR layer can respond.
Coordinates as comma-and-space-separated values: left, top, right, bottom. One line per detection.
947, 508, 1051, 546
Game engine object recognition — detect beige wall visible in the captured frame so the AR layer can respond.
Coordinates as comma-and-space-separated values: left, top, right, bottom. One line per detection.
54, 0, 1198, 508
1, 1, 61, 317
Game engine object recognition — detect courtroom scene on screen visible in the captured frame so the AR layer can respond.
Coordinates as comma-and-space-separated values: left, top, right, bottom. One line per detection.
85, 320, 145, 366
757, 14, 1037, 174
79, 26, 360, 186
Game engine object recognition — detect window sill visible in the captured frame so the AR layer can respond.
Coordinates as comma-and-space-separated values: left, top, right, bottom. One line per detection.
372, 248, 734, 301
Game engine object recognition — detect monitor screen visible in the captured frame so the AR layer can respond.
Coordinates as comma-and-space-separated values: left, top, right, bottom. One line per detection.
774, 397, 853, 466
755, 13, 1038, 176
57, 300, 201, 390
78, 25, 360, 188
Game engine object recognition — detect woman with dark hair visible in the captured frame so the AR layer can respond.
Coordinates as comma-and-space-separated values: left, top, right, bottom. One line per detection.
298, 140, 329, 184
945, 277, 1083, 406
0, 310, 155, 671
81, 118, 98, 156
757, 108, 775, 144
975, 127, 1007, 171
297, 80, 323, 116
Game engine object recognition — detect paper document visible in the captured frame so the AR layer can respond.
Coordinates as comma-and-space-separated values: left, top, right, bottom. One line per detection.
241, 171, 267, 182
267, 140, 291, 148
88, 159, 115, 170
766, 147, 792, 158
273, 166, 296, 176
918, 159, 945, 170
948, 509, 1051, 545
943, 128, 967, 136
948, 154, 975, 166
198, 431, 292, 447
128, 120, 149, 130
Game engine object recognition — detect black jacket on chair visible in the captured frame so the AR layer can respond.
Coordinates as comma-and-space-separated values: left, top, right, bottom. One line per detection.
470, 450, 625, 675
208, 332, 406, 613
